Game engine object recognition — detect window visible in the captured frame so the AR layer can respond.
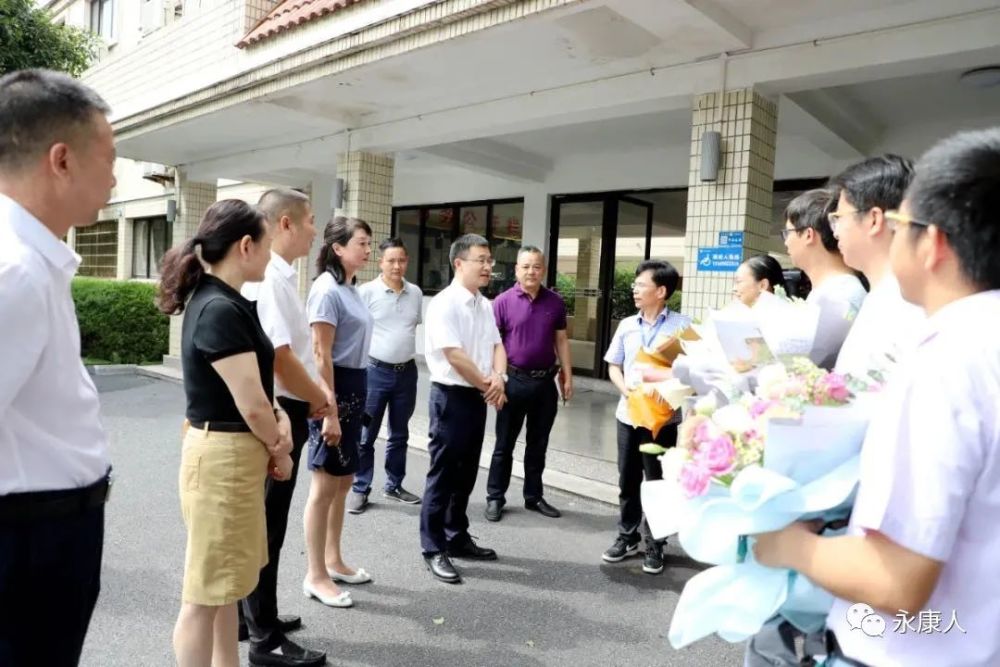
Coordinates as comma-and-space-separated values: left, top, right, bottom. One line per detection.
76, 221, 118, 278
132, 217, 172, 279
391, 198, 524, 297
90, 0, 115, 40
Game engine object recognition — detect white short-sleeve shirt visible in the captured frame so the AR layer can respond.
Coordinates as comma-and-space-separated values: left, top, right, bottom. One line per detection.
827, 290, 1000, 667
242, 252, 317, 401
423, 281, 501, 387
806, 273, 868, 370
0, 194, 110, 494
834, 274, 923, 378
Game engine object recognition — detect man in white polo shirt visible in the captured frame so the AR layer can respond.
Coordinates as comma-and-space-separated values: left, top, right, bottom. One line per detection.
420, 234, 507, 584
348, 238, 424, 514
240, 188, 328, 667
754, 128, 1000, 667
0, 69, 114, 667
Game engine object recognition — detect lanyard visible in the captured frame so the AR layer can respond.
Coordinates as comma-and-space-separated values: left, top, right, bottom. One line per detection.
640, 313, 668, 349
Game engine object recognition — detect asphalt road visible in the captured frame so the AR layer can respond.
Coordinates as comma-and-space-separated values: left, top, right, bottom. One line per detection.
80, 374, 745, 666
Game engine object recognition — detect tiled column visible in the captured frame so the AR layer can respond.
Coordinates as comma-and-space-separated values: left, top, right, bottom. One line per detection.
116, 216, 133, 280
682, 89, 778, 321
336, 151, 394, 283
166, 172, 217, 364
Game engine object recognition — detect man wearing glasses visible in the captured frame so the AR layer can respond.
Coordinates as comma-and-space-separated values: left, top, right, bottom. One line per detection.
485, 246, 572, 523
826, 155, 924, 378
781, 188, 868, 369
420, 234, 507, 584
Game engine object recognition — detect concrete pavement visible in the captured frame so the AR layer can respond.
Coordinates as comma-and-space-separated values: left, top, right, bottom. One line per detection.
80, 373, 745, 666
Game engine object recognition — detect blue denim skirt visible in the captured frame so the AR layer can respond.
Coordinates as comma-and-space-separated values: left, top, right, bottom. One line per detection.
307, 366, 367, 477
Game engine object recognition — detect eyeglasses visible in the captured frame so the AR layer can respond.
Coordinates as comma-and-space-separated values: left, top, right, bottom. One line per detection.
464, 257, 496, 267
827, 208, 870, 238
631, 281, 654, 291
884, 211, 934, 233
780, 228, 801, 241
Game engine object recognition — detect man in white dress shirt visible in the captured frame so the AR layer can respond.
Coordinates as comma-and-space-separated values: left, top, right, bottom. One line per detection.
0, 70, 115, 666
240, 189, 328, 667
755, 127, 1000, 667
419, 234, 507, 584
828, 155, 924, 378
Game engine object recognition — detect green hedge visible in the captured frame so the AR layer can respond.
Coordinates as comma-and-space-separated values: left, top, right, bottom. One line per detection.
72, 278, 168, 364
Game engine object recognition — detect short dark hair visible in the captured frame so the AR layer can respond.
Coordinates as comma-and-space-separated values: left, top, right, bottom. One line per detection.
157, 200, 267, 315
316, 216, 372, 284
0, 69, 111, 173
635, 259, 680, 300
379, 237, 407, 254
785, 188, 839, 253
907, 128, 1000, 290
449, 233, 489, 264
829, 154, 914, 213
742, 254, 786, 293
257, 188, 310, 225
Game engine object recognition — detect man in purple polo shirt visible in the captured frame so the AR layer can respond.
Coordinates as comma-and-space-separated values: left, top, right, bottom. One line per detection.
485, 246, 573, 522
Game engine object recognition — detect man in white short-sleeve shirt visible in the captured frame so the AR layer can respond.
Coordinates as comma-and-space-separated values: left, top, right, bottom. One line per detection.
754, 129, 1000, 667
239, 188, 328, 667
419, 234, 507, 585
0, 69, 115, 667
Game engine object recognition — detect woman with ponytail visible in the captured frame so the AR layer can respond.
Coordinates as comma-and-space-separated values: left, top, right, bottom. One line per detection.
301, 216, 375, 607
158, 199, 294, 667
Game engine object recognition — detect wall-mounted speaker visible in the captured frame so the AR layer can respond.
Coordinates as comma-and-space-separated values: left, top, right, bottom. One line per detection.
165, 198, 177, 223
700, 131, 721, 182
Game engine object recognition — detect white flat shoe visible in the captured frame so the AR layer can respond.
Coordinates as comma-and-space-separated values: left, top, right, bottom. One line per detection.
327, 567, 372, 584
302, 580, 353, 607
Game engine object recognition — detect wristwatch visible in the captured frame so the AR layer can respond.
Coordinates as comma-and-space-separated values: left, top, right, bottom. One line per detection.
495, 371, 508, 383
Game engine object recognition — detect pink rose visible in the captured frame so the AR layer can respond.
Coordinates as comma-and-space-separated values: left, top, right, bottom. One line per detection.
679, 463, 711, 498
749, 399, 777, 420
695, 434, 737, 475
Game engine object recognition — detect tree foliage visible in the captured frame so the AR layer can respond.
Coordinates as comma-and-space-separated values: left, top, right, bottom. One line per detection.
0, 0, 98, 77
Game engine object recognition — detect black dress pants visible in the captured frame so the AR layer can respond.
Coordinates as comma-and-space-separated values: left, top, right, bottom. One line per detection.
616, 419, 678, 546
0, 501, 104, 667
239, 396, 309, 650
486, 373, 558, 504
419, 383, 487, 554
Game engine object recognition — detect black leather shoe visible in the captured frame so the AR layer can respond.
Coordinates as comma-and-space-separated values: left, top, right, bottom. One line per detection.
424, 553, 461, 583
485, 499, 503, 522
239, 615, 302, 642
525, 498, 561, 518
447, 538, 498, 561
249, 638, 326, 666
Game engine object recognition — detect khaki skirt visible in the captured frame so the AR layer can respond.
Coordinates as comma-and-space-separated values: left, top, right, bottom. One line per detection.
178, 424, 270, 606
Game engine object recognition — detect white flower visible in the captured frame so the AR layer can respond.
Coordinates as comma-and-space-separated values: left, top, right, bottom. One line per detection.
694, 392, 718, 416
755, 363, 789, 399
712, 404, 755, 435
660, 447, 689, 481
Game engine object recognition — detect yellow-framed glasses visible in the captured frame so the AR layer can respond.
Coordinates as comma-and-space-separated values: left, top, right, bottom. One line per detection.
884, 211, 934, 233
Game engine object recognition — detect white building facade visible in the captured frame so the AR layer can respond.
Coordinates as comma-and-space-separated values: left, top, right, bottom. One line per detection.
48, 0, 1000, 376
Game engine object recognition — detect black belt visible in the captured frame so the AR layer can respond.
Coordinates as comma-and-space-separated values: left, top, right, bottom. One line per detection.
825, 630, 871, 667
0, 472, 112, 524
508, 364, 558, 379
188, 420, 252, 433
369, 357, 415, 373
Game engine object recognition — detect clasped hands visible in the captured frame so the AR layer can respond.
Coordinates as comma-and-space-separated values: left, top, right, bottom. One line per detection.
267, 409, 294, 480
482, 372, 507, 409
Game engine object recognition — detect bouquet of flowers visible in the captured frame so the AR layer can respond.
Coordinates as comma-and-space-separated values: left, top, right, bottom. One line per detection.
625, 327, 700, 438
639, 357, 879, 648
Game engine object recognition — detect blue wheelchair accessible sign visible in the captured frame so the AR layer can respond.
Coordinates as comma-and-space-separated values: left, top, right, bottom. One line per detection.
697, 247, 742, 272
